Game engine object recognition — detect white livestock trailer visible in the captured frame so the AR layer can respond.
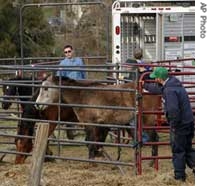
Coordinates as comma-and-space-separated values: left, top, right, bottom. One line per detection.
112, 0, 195, 63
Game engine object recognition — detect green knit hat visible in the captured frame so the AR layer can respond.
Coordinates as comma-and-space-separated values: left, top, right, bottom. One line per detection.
150, 67, 168, 79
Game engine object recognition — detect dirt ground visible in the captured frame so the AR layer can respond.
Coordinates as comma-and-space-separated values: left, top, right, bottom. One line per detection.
0, 145, 195, 186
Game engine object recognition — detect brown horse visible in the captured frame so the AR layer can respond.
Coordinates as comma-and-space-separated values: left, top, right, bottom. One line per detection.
36, 75, 160, 159
15, 89, 79, 164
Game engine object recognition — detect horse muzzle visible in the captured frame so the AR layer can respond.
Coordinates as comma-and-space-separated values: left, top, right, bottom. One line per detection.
35, 103, 46, 111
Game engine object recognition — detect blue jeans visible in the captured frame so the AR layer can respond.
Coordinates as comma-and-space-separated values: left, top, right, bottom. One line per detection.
170, 127, 195, 178
129, 118, 149, 143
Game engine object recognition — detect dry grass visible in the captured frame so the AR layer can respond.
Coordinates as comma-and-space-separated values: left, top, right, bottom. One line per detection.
0, 145, 195, 186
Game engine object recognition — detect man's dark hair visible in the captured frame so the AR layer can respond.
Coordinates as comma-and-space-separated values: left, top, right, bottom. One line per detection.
64, 45, 73, 50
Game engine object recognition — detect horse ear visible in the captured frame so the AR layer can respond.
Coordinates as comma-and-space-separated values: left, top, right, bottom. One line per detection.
48, 74, 53, 81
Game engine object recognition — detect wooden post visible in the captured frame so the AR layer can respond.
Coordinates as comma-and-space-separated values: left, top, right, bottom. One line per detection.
28, 123, 49, 186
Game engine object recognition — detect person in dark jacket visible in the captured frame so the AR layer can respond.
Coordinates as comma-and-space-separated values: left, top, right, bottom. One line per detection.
142, 67, 195, 182
124, 48, 151, 81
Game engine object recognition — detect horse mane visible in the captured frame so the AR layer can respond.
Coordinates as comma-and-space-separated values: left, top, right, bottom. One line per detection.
51, 75, 105, 87
5, 74, 52, 82
31, 88, 40, 101
2, 76, 34, 84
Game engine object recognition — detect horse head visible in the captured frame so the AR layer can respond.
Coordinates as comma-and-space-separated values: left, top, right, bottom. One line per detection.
1, 76, 36, 110
1, 83, 17, 110
15, 104, 40, 164
36, 75, 60, 110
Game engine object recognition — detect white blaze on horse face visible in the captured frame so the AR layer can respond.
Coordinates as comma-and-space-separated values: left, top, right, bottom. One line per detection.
36, 80, 57, 110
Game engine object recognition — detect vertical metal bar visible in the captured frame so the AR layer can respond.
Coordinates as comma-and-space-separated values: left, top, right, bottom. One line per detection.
19, 6, 24, 66
181, 13, 185, 82
57, 75, 62, 156
106, 4, 111, 61
136, 68, 142, 175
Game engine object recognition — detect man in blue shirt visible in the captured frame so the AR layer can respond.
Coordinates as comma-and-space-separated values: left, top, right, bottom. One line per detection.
143, 67, 195, 182
56, 45, 86, 79
56, 45, 86, 139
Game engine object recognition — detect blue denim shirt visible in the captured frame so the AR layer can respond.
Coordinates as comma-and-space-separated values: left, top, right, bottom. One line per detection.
56, 57, 86, 79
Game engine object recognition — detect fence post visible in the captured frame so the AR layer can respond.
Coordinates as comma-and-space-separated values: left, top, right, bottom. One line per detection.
28, 123, 49, 186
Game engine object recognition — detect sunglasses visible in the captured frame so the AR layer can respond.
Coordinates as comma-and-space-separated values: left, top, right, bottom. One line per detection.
64, 50, 72, 54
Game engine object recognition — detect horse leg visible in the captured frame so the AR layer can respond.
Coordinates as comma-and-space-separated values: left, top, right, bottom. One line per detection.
85, 126, 110, 159
65, 124, 74, 140
126, 127, 135, 140
95, 127, 110, 156
44, 142, 54, 162
65, 108, 78, 140
147, 129, 159, 167
85, 126, 98, 159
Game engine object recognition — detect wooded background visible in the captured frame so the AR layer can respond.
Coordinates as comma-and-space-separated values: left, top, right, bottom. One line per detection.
0, 0, 114, 58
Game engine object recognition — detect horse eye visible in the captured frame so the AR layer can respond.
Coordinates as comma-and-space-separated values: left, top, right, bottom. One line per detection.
44, 87, 48, 91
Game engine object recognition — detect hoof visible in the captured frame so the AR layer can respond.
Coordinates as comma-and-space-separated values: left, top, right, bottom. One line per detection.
66, 130, 75, 140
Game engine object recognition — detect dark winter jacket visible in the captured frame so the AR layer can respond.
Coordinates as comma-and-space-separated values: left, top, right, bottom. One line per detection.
144, 76, 194, 134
